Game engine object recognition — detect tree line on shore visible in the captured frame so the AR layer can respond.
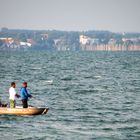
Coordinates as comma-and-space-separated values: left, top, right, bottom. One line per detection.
0, 27, 140, 51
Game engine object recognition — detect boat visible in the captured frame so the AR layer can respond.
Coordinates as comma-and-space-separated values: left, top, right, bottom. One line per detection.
0, 106, 49, 116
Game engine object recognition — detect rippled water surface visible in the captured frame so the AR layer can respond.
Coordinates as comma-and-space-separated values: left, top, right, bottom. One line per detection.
0, 51, 140, 140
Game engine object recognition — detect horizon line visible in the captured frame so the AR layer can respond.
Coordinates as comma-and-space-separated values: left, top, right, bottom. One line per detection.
1, 27, 140, 34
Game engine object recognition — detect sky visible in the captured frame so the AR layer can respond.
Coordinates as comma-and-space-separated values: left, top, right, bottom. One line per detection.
0, 0, 140, 32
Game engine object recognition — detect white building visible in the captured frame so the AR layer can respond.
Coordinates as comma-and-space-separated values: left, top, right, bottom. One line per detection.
20, 42, 32, 47
79, 35, 90, 45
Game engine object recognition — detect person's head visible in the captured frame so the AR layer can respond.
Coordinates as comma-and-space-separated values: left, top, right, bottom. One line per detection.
11, 82, 16, 88
22, 82, 27, 88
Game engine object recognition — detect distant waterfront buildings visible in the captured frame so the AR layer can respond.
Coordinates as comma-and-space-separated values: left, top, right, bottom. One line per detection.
0, 37, 32, 49
0, 28, 140, 51
79, 35, 140, 51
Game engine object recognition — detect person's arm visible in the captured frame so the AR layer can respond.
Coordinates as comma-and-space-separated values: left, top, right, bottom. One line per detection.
15, 93, 20, 98
25, 89, 32, 98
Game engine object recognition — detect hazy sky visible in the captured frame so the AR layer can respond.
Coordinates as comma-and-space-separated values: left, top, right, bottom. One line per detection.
0, 0, 140, 32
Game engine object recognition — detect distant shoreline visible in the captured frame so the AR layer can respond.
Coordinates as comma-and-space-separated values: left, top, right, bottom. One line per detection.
1, 28, 140, 51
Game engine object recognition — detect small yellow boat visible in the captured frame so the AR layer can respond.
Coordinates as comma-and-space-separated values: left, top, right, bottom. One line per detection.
0, 107, 49, 116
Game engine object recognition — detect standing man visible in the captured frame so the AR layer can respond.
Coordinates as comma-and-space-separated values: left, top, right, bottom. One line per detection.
9, 82, 20, 108
20, 82, 32, 108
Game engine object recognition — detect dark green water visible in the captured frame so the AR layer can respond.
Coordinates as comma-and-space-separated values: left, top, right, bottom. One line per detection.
0, 51, 140, 140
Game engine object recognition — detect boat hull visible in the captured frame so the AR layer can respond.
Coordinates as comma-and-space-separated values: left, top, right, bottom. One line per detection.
0, 107, 49, 115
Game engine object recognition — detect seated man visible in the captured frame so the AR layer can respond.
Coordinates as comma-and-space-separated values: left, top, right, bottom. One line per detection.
0, 98, 7, 107
0, 102, 8, 107
20, 82, 32, 108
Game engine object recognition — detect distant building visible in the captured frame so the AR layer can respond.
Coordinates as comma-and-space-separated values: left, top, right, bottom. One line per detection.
20, 42, 32, 47
0, 37, 13, 42
0, 37, 14, 47
41, 33, 48, 40
27, 39, 34, 44
122, 38, 139, 43
108, 39, 116, 45
54, 39, 61, 45
79, 35, 100, 45
0, 37, 32, 49
79, 35, 90, 45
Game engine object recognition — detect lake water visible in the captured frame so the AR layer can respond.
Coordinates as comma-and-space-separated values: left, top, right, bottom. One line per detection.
0, 51, 140, 140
